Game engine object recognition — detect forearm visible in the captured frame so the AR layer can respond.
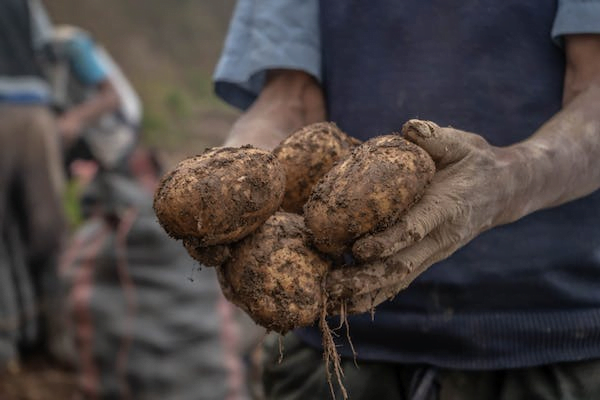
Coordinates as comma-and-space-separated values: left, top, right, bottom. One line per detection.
505, 83, 600, 220
500, 35, 600, 223
223, 69, 326, 149
63, 80, 120, 128
262, 69, 326, 126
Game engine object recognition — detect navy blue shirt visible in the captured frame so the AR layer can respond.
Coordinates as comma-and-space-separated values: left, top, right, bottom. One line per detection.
215, 0, 600, 369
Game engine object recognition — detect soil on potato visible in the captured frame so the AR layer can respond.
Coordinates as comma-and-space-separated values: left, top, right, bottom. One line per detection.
223, 212, 330, 334
305, 135, 435, 255
154, 146, 285, 246
273, 122, 361, 214
0, 357, 76, 400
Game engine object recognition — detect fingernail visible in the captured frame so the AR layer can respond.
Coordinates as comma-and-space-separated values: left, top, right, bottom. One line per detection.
402, 119, 438, 138
352, 239, 383, 262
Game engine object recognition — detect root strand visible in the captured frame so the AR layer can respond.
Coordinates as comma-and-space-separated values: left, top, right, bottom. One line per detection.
278, 334, 284, 364
320, 278, 348, 400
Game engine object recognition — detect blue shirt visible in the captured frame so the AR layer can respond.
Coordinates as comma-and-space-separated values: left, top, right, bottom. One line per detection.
64, 32, 108, 86
214, 0, 600, 108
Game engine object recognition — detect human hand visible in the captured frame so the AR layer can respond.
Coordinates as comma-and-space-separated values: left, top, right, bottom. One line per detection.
326, 119, 526, 314
57, 113, 84, 145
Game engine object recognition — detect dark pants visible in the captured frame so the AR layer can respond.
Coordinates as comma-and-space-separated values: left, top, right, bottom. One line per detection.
263, 332, 600, 400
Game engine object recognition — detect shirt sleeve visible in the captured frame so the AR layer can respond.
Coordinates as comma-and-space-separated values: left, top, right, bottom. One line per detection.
66, 33, 109, 86
213, 0, 321, 110
552, 0, 600, 44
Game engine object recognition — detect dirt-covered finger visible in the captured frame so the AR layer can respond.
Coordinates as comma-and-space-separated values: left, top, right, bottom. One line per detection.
352, 190, 451, 262
402, 119, 471, 167
346, 233, 448, 299
335, 288, 397, 316
338, 235, 457, 315
325, 259, 411, 301
384, 230, 461, 295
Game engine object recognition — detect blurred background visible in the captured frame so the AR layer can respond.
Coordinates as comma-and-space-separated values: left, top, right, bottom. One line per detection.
46, 0, 238, 164
0, 1, 261, 399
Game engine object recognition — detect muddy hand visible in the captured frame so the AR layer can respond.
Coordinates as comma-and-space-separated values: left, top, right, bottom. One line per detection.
327, 119, 526, 314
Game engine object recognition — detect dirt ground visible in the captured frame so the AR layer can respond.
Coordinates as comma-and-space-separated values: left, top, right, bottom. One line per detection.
0, 356, 76, 400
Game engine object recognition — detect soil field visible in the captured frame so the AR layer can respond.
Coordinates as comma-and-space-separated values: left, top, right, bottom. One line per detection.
0, 357, 76, 400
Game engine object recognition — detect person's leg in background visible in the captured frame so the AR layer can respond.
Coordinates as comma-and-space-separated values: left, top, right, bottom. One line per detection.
0, 104, 31, 368
25, 105, 74, 365
4, 105, 68, 364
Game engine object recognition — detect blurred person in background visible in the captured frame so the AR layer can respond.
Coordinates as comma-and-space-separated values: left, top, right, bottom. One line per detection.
0, 0, 66, 371
44, 16, 251, 400
59, 144, 250, 400
44, 24, 141, 177
211, 1, 600, 399
39, 20, 143, 367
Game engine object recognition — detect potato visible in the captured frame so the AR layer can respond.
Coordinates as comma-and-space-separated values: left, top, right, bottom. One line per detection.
273, 122, 361, 214
183, 238, 231, 267
221, 212, 330, 333
304, 135, 435, 255
153, 146, 285, 246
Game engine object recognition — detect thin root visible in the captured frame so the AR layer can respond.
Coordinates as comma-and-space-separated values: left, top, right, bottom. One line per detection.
320, 279, 348, 400
278, 334, 284, 364
340, 301, 358, 369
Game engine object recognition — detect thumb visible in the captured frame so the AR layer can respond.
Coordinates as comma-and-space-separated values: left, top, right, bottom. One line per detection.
401, 119, 470, 166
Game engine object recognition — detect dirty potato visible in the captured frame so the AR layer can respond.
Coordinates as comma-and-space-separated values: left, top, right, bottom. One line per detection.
153, 146, 285, 246
221, 212, 331, 333
304, 135, 435, 255
273, 122, 361, 214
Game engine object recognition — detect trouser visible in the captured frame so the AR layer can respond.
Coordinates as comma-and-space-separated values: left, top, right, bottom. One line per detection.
263, 332, 600, 400
0, 104, 65, 262
0, 104, 66, 368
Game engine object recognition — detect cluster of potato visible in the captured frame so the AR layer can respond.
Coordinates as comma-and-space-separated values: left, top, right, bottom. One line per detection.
153, 122, 435, 334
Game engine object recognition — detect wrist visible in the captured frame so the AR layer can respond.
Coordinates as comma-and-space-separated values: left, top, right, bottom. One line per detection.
263, 69, 326, 125
493, 141, 553, 225
224, 70, 326, 149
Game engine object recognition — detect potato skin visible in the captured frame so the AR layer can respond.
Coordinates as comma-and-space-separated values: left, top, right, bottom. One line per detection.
183, 238, 231, 267
153, 146, 285, 246
273, 122, 361, 214
222, 212, 330, 333
304, 135, 435, 255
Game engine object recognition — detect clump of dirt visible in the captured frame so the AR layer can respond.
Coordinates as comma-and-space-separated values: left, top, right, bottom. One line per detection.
0, 357, 76, 400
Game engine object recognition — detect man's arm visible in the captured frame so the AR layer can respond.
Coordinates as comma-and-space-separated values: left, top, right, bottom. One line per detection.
58, 79, 119, 144
328, 35, 600, 314
56, 31, 120, 144
223, 69, 325, 149
213, 0, 322, 148
500, 34, 600, 220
